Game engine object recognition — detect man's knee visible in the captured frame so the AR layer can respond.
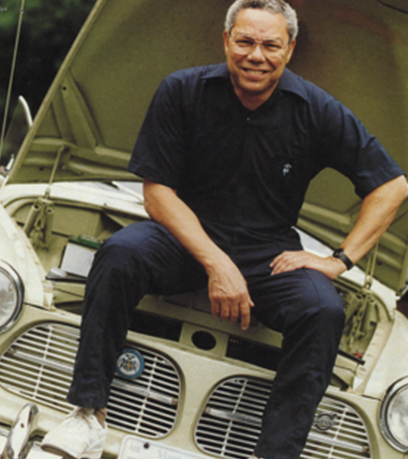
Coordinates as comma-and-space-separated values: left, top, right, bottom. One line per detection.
286, 270, 345, 335
92, 221, 158, 274
309, 281, 344, 324
83, 226, 153, 318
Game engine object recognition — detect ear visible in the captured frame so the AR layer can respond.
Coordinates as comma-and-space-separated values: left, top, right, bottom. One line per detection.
286, 39, 296, 63
223, 30, 230, 54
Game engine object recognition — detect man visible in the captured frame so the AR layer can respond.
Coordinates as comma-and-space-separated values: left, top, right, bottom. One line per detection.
41, 0, 408, 458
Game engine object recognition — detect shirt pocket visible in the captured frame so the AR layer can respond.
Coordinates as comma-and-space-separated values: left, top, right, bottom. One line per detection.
252, 149, 314, 219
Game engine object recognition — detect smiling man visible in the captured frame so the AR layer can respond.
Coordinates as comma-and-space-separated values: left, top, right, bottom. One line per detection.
223, 7, 296, 109
41, 1, 408, 459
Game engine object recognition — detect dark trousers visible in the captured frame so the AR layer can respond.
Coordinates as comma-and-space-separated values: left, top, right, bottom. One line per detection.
68, 220, 345, 459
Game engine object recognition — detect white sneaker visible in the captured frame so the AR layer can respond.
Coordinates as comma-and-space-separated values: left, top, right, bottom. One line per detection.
41, 407, 107, 459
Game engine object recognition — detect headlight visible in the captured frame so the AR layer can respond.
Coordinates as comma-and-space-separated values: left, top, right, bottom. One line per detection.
0, 260, 24, 332
380, 377, 408, 452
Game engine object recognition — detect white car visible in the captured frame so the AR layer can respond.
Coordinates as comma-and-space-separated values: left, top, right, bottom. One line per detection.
0, 1, 408, 459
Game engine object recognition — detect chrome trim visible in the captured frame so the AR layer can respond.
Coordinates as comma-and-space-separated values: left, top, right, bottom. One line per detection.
196, 377, 372, 459
0, 323, 181, 438
306, 432, 368, 454
5, 349, 178, 406
0, 260, 24, 333
205, 407, 367, 454
379, 377, 408, 453
6, 349, 72, 374
18, 96, 33, 128
205, 407, 259, 425
112, 379, 178, 406
2, 403, 38, 459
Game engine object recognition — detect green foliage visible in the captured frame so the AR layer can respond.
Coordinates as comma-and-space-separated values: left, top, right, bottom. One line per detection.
0, 0, 95, 125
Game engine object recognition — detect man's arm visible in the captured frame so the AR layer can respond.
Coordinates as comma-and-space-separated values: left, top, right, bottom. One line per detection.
271, 175, 408, 278
143, 179, 254, 330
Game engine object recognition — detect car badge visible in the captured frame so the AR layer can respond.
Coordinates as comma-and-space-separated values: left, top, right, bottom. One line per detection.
116, 348, 144, 379
314, 412, 337, 431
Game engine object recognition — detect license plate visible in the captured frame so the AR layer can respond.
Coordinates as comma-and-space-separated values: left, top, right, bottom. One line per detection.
119, 436, 207, 459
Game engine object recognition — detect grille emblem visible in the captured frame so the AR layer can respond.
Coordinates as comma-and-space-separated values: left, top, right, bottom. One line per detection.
116, 348, 144, 379
314, 412, 337, 431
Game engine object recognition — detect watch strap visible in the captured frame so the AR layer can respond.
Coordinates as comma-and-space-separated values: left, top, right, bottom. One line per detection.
332, 248, 353, 270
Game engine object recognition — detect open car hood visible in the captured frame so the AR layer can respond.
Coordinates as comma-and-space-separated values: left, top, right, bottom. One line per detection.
7, 0, 408, 293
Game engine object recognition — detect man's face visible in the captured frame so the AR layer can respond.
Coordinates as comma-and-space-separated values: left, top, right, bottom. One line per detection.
223, 8, 296, 109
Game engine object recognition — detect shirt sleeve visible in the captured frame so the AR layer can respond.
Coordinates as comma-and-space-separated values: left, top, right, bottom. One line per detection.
127, 74, 188, 189
317, 95, 405, 199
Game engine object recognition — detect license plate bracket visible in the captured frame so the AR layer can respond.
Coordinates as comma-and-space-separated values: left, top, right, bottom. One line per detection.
119, 436, 207, 459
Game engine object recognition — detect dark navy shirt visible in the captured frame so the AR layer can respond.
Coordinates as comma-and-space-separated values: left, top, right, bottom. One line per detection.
128, 63, 404, 234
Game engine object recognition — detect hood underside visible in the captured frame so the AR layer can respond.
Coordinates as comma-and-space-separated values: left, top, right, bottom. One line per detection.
6, 0, 408, 293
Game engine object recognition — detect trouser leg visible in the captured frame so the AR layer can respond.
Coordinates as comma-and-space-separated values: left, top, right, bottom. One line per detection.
68, 220, 207, 408
250, 269, 345, 459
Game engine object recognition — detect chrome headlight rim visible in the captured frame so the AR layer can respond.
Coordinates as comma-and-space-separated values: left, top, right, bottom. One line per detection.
380, 377, 408, 453
0, 260, 24, 333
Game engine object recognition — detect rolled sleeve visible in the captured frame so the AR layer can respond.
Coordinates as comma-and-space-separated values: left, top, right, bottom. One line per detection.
128, 75, 188, 189
318, 100, 405, 199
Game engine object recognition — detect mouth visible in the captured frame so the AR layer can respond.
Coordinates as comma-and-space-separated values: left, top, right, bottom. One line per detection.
242, 68, 268, 78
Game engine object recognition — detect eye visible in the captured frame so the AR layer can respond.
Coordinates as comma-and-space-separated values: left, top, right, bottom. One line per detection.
263, 42, 282, 51
236, 39, 254, 46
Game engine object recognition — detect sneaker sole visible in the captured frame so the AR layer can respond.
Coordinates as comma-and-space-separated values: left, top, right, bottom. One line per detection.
41, 443, 78, 459
41, 443, 103, 459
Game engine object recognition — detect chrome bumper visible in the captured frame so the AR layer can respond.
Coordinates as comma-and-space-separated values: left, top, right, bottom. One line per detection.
0, 404, 59, 459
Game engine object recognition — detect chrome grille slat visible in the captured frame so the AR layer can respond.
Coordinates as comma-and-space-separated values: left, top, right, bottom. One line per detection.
0, 323, 180, 438
0, 358, 73, 377
108, 394, 178, 418
195, 377, 372, 459
6, 350, 74, 373
108, 403, 177, 425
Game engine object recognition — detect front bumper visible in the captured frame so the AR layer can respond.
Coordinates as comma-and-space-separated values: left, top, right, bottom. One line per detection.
0, 403, 59, 459
0, 306, 405, 459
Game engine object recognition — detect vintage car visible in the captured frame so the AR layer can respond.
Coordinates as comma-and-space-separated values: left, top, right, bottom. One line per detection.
0, 0, 408, 458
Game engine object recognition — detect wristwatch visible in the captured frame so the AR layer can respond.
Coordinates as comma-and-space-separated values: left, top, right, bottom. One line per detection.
332, 248, 353, 270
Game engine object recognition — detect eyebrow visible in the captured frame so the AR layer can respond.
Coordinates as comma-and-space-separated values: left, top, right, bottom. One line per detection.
233, 33, 285, 44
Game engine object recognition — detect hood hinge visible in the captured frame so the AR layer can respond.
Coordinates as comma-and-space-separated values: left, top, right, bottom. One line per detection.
344, 243, 380, 350
363, 242, 379, 291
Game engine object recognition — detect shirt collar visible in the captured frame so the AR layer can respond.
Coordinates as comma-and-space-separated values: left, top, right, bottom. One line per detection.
201, 62, 230, 80
202, 63, 310, 103
277, 68, 309, 102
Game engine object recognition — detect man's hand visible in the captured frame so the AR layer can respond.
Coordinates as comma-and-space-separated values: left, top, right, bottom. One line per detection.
207, 255, 254, 330
271, 177, 408, 279
144, 179, 254, 330
270, 250, 346, 279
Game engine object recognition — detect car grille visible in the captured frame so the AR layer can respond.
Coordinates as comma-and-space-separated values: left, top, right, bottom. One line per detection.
195, 377, 372, 459
0, 323, 180, 438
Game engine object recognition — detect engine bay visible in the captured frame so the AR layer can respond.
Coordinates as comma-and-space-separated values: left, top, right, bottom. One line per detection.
3, 182, 394, 392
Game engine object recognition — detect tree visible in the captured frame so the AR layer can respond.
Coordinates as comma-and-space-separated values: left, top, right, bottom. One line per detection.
0, 0, 95, 133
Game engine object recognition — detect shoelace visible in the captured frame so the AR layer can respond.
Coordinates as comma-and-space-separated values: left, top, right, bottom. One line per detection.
66, 408, 96, 429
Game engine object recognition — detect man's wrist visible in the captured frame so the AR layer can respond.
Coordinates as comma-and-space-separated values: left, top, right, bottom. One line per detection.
332, 248, 354, 270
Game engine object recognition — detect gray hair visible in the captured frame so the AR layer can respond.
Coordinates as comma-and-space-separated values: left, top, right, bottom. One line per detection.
224, 0, 298, 42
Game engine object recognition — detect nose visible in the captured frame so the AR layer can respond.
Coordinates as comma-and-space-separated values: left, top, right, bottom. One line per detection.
247, 43, 266, 61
